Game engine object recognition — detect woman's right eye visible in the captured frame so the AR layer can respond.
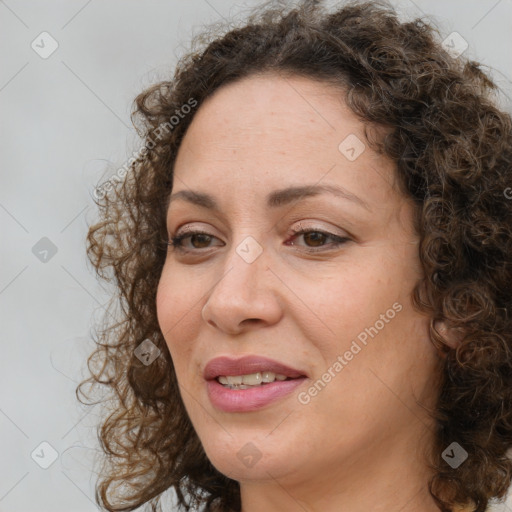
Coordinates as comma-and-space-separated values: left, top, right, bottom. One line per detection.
167, 230, 223, 253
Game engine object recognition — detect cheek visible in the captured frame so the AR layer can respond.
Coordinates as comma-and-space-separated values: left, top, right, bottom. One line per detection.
156, 263, 193, 328
155, 275, 172, 335
156, 270, 193, 358
311, 255, 426, 373
310, 264, 398, 336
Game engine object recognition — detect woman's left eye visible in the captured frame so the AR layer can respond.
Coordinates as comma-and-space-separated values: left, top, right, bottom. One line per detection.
287, 228, 350, 252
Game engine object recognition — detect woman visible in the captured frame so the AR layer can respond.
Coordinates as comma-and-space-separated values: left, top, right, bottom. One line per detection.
81, 1, 512, 511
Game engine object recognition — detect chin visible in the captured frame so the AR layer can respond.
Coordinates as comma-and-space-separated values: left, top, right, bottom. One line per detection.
199, 429, 297, 482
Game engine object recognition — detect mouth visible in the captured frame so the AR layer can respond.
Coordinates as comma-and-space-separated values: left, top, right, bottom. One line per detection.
204, 354, 307, 382
203, 355, 308, 412
216, 371, 295, 390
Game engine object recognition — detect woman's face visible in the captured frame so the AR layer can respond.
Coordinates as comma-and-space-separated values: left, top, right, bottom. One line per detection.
157, 74, 441, 491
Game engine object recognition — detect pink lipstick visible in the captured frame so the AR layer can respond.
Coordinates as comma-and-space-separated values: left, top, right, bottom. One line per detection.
204, 355, 308, 413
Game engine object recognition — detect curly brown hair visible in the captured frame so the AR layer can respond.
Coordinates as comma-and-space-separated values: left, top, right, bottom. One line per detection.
79, 1, 512, 511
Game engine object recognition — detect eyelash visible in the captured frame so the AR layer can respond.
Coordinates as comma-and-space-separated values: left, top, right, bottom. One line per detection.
167, 227, 350, 254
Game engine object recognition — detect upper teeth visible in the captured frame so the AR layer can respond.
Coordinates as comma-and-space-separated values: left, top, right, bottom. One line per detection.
218, 372, 288, 386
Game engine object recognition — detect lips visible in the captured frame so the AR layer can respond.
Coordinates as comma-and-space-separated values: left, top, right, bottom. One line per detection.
203, 355, 307, 381
204, 355, 309, 413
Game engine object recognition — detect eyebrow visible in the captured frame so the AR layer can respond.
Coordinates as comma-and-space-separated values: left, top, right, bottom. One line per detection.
167, 184, 370, 212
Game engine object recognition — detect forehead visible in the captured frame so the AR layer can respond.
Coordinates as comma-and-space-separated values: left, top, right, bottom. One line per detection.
171, 73, 399, 211
179, 73, 360, 153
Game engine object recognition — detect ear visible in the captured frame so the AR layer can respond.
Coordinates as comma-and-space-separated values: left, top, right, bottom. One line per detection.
431, 319, 465, 356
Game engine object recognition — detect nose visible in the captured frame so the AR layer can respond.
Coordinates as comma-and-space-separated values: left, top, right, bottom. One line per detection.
201, 240, 283, 335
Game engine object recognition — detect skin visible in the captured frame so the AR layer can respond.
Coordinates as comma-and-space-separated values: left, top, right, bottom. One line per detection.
156, 73, 449, 512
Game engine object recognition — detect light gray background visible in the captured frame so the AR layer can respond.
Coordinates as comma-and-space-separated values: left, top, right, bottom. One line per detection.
1, 1, 511, 511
